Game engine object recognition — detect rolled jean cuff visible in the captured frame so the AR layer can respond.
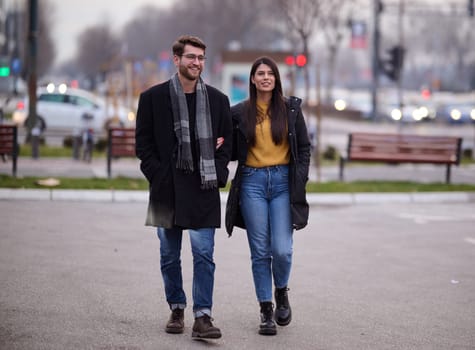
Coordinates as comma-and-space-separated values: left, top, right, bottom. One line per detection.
170, 303, 186, 310
194, 308, 211, 318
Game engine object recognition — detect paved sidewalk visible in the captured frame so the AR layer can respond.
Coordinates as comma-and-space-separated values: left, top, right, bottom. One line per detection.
1, 156, 475, 183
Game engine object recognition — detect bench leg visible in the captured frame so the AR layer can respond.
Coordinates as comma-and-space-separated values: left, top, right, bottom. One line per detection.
107, 154, 112, 179
339, 157, 345, 181
12, 155, 17, 177
446, 164, 451, 184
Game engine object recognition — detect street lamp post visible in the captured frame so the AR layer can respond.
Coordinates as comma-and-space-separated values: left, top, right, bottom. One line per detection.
396, 0, 405, 133
371, 0, 382, 121
26, 0, 39, 158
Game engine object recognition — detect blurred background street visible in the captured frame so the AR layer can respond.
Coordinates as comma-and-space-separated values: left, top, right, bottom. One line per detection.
2, 115, 475, 184
0, 0, 474, 166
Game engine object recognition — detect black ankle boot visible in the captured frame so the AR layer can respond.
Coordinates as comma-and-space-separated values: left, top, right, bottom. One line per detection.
275, 287, 292, 326
259, 302, 277, 335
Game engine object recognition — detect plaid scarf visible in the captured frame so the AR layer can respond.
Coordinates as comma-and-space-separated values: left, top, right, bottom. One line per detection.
169, 73, 217, 189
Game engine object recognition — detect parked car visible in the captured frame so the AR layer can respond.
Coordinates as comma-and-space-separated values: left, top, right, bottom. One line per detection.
383, 103, 435, 123
438, 102, 475, 124
347, 96, 372, 119
12, 85, 136, 133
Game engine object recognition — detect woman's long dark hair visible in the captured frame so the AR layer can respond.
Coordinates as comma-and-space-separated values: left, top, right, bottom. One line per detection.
244, 56, 287, 146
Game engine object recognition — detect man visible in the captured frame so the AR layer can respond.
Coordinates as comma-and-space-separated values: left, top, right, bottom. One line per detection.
135, 35, 232, 339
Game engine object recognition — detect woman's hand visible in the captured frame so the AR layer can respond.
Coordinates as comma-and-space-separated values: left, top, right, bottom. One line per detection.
216, 137, 224, 149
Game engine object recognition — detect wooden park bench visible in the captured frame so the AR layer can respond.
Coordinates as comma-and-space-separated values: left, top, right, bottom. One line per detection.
339, 132, 462, 184
107, 127, 136, 178
0, 124, 18, 177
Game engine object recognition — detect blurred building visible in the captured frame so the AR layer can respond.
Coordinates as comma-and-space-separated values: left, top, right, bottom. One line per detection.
0, 0, 25, 98
220, 49, 294, 105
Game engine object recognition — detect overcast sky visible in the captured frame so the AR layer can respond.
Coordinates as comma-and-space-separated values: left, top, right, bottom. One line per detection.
48, 0, 174, 64
15, 0, 468, 66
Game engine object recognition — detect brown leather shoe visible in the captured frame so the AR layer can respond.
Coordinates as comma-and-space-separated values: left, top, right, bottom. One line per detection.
192, 315, 222, 339
165, 308, 184, 334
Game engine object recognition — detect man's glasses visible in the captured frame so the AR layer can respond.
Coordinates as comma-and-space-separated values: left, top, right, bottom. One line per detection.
181, 53, 206, 62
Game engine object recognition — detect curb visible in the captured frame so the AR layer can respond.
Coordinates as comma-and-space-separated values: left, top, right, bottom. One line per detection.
1, 188, 474, 205
306, 192, 475, 205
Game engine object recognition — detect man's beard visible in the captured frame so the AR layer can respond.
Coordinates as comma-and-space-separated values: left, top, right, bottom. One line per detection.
179, 64, 200, 81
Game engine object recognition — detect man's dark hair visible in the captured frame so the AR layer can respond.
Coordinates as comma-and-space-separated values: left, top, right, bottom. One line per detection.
172, 35, 206, 56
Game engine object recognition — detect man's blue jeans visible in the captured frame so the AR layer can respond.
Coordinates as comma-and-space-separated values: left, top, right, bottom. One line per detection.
239, 165, 293, 302
157, 227, 216, 315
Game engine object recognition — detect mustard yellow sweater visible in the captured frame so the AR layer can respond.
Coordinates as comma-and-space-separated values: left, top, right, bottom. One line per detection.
246, 100, 290, 167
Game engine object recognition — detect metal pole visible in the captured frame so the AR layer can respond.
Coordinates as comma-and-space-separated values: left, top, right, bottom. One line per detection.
27, 0, 38, 158
473, 123, 475, 160
371, 0, 381, 121
315, 61, 322, 183
397, 0, 405, 133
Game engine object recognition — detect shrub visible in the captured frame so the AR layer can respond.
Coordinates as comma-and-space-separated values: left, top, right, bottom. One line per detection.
95, 137, 108, 152
323, 145, 338, 160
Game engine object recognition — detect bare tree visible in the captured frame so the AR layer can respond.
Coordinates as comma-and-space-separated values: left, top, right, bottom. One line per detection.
277, 0, 321, 104
75, 24, 121, 88
397, 13, 475, 91
319, 0, 356, 104
171, 0, 281, 71
122, 5, 176, 60
37, 0, 55, 77
121, 0, 281, 84
18, 0, 55, 79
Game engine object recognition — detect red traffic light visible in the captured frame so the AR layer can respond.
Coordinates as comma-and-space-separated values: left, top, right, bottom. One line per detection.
421, 88, 431, 99
295, 54, 307, 67
285, 55, 295, 66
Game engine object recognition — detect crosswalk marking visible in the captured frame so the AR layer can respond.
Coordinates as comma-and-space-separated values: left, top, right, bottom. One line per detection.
397, 213, 458, 224
464, 237, 475, 245
397, 212, 475, 224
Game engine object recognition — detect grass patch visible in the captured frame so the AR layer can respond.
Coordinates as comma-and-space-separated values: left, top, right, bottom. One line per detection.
0, 175, 148, 190
18, 144, 106, 158
2, 175, 475, 192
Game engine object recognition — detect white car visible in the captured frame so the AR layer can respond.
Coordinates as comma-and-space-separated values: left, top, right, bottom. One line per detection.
12, 86, 136, 133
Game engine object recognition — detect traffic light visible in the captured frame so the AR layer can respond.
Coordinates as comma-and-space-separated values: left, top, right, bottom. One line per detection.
295, 54, 307, 68
285, 55, 295, 66
421, 88, 431, 100
285, 54, 307, 68
381, 45, 405, 81
0, 66, 10, 77
0, 56, 10, 77
469, 0, 474, 17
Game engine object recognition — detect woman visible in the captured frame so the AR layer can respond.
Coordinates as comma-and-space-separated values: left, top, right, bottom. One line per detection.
226, 56, 310, 335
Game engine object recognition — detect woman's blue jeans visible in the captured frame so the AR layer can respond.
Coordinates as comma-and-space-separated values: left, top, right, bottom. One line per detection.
157, 227, 216, 315
239, 165, 293, 303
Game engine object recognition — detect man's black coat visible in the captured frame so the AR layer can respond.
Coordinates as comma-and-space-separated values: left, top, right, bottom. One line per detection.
136, 80, 232, 229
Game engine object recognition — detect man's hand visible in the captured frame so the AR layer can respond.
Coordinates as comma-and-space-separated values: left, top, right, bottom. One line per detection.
216, 137, 224, 149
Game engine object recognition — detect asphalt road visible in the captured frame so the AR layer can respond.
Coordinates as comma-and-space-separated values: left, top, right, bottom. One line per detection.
15, 115, 475, 153
1, 200, 474, 349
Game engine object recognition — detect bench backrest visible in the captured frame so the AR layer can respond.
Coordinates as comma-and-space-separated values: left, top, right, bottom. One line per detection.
0, 125, 17, 156
108, 127, 136, 158
347, 132, 462, 165
0, 124, 18, 177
